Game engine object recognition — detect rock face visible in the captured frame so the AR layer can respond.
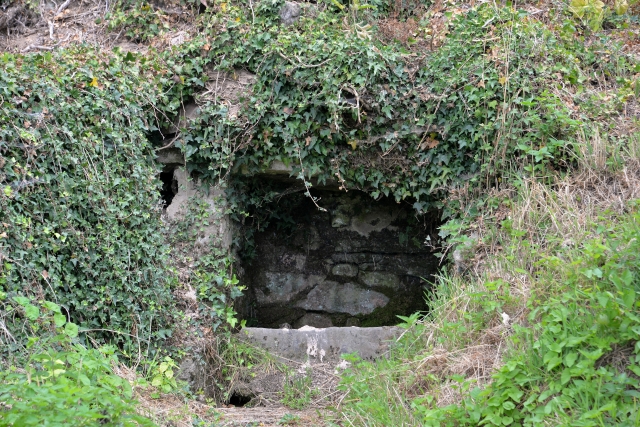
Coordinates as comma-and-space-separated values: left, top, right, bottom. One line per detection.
164, 168, 232, 247
240, 190, 439, 327
296, 282, 389, 315
280, 2, 302, 26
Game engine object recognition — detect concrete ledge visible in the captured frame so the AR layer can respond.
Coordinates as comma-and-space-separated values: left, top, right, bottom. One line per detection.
238, 326, 402, 363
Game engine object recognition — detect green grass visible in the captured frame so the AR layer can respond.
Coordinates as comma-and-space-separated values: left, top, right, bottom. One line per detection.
335, 134, 640, 426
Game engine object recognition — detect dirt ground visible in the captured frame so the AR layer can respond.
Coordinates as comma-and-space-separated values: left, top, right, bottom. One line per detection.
114, 357, 340, 426
0, 0, 194, 53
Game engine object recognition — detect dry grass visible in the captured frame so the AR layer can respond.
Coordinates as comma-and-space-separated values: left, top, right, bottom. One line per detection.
389, 129, 640, 409
0, 0, 196, 54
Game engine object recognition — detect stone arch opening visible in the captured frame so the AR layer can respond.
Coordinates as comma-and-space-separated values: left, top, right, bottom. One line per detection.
238, 184, 441, 329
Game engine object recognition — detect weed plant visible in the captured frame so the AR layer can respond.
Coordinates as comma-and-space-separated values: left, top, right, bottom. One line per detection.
282, 368, 318, 410
0, 296, 153, 426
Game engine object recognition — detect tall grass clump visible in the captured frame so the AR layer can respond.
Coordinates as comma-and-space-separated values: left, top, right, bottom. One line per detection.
336, 126, 640, 426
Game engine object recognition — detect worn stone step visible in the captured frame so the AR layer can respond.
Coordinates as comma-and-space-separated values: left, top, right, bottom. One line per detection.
239, 326, 402, 363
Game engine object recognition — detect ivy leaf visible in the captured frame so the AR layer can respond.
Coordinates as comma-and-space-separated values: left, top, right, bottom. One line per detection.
13, 296, 30, 306
614, 0, 628, 15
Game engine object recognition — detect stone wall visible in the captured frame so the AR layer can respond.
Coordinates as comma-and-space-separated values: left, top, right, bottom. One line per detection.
240, 190, 439, 328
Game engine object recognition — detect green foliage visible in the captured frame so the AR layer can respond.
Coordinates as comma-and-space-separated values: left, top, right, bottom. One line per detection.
1, 1, 638, 420
569, 0, 606, 31
337, 198, 640, 426
457, 214, 640, 427
167, 196, 245, 332
278, 413, 301, 425
147, 355, 180, 394
281, 369, 317, 410
106, 1, 172, 42
0, 298, 153, 426
149, 2, 635, 219
0, 47, 176, 356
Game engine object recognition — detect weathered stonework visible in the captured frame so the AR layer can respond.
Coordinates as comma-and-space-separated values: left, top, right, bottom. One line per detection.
241, 190, 439, 328
165, 168, 232, 247
240, 326, 403, 363
296, 281, 389, 315
332, 263, 358, 277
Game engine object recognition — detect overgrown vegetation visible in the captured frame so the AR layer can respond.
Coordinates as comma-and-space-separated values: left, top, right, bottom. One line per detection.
0, 296, 153, 426
335, 135, 640, 425
1, 0, 639, 424
0, 48, 176, 357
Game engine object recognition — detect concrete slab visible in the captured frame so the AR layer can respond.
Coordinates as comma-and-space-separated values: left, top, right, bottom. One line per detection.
238, 326, 402, 363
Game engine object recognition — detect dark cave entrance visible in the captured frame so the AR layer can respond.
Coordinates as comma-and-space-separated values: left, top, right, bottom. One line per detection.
237, 183, 441, 329
159, 168, 178, 208
228, 391, 252, 407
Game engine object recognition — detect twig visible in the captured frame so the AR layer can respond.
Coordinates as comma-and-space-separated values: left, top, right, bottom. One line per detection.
56, 10, 101, 21
155, 135, 179, 151
20, 34, 71, 53
14, 17, 27, 31
112, 27, 124, 44
248, 0, 255, 25
296, 144, 327, 212
21, 44, 55, 52
278, 52, 332, 69
47, 20, 54, 40
55, 0, 73, 17
342, 84, 361, 123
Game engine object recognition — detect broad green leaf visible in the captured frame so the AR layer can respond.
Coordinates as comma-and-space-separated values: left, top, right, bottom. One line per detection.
64, 322, 79, 338
25, 304, 39, 320
54, 313, 67, 327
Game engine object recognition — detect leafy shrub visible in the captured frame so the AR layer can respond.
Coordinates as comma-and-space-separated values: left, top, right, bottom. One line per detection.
106, 1, 172, 42
0, 297, 153, 426
336, 195, 640, 426
459, 212, 640, 426
281, 369, 317, 410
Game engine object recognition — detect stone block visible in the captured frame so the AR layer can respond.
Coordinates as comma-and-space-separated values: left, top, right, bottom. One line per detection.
280, 1, 301, 26
345, 317, 360, 327
165, 168, 231, 248
331, 210, 350, 228
350, 209, 400, 237
294, 313, 333, 329
255, 273, 325, 305
295, 281, 389, 315
331, 263, 358, 277
360, 271, 401, 289
239, 326, 402, 362
156, 147, 184, 165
